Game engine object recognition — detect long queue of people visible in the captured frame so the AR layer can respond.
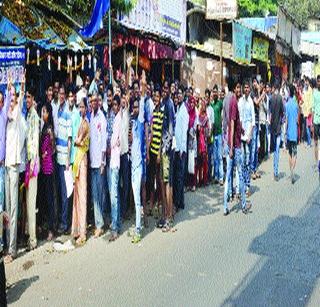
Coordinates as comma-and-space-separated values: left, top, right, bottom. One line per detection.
1, 58, 320, 265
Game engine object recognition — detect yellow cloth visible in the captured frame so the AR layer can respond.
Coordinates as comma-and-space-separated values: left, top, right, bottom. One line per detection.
73, 119, 89, 179
302, 87, 313, 117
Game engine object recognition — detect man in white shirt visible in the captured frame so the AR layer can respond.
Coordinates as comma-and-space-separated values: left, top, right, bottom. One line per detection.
238, 81, 255, 196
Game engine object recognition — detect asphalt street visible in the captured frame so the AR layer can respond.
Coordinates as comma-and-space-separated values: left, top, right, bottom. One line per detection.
5, 145, 320, 307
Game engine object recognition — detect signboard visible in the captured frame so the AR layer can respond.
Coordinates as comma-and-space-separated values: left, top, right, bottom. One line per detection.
252, 37, 269, 62
292, 25, 301, 55
206, 0, 237, 20
118, 0, 186, 44
277, 9, 286, 41
232, 22, 252, 64
0, 46, 25, 93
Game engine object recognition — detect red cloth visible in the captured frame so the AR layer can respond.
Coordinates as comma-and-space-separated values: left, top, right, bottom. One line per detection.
228, 95, 242, 150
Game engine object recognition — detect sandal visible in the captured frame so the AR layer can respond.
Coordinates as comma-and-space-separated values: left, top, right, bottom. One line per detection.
47, 231, 54, 241
162, 222, 171, 233
4, 254, 14, 264
75, 237, 86, 246
109, 232, 119, 242
131, 233, 141, 244
94, 228, 103, 238
256, 173, 261, 179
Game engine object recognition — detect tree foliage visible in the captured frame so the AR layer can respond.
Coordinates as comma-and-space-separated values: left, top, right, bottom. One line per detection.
238, 0, 320, 28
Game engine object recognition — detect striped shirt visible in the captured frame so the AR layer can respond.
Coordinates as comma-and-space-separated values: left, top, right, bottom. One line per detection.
150, 106, 164, 156
56, 102, 72, 166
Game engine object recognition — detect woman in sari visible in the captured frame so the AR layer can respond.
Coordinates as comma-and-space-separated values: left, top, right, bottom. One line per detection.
72, 98, 89, 246
187, 96, 198, 192
197, 98, 209, 186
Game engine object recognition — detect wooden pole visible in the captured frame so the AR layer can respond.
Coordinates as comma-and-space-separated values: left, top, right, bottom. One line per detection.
108, 7, 112, 85
136, 43, 139, 77
172, 59, 174, 81
220, 21, 223, 88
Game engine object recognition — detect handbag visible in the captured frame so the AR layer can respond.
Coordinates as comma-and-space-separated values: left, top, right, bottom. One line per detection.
188, 149, 195, 174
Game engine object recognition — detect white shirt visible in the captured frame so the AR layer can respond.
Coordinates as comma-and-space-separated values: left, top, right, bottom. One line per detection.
120, 107, 130, 155
238, 95, 255, 142
90, 109, 107, 168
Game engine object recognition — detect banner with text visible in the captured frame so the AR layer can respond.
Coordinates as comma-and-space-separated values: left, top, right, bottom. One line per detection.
0, 46, 25, 93
232, 22, 252, 64
118, 0, 186, 44
252, 37, 269, 62
206, 0, 237, 20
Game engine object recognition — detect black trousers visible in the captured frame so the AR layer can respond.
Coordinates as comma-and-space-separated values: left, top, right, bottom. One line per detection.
259, 124, 267, 162
0, 260, 6, 306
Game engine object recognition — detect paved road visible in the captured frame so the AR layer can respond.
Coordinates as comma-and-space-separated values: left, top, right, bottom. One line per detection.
6, 145, 320, 307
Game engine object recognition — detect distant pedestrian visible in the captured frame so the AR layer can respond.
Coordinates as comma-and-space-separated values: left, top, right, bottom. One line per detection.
285, 84, 299, 184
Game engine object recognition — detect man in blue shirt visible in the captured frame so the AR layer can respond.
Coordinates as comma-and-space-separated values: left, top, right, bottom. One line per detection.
285, 84, 299, 184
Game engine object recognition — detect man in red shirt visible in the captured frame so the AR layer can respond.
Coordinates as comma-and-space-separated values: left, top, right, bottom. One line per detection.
223, 80, 250, 215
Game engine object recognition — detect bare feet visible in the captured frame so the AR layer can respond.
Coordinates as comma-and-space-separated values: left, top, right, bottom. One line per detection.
4, 254, 14, 264
94, 228, 103, 238
47, 231, 54, 241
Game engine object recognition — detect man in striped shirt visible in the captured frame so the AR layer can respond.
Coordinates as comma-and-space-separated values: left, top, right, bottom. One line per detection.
56, 85, 72, 234
147, 87, 164, 218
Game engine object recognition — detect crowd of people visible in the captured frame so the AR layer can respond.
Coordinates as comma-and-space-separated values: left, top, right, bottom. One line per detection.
1, 56, 320, 266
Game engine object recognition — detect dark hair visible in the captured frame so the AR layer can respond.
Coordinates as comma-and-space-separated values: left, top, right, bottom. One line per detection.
153, 85, 162, 96
132, 80, 140, 90
80, 97, 88, 108
205, 88, 211, 96
212, 84, 218, 91
317, 75, 320, 81
289, 84, 295, 98
27, 86, 36, 98
113, 94, 121, 106
106, 84, 113, 94
227, 77, 235, 91
42, 102, 54, 133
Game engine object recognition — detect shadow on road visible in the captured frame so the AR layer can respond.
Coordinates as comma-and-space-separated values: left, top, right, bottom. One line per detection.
221, 188, 320, 307
7, 275, 39, 304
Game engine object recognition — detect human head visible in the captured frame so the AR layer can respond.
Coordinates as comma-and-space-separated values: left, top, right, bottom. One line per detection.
67, 89, 76, 108
289, 84, 295, 98
79, 97, 88, 118
170, 82, 176, 95
189, 96, 196, 110
266, 83, 271, 94
212, 84, 218, 101
59, 85, 66, 105
53, 81, 59, 100
173, 91, 179, 106
112, 94, 121, 115
91, 93, 98, 112
162, 83, 169, 99
253, 78, 259, 90
42, 102, 53, 128
178, 86, 184, 104
132, 98, 140, 118
153, 87, 162, 107
243, 81, 250, 97
132, 80, 140, 99
85, 76, 90, 89
26, 86, 36, 110
46, 85, 53, 102
317, 75, 320, 90
233, 82, 241, 99
106, 85, 113, 106
205, 88, 211, 102
97, 94, 103, 108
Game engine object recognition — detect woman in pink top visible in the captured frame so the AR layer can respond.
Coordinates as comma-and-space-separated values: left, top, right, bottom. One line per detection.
40, 103, 55, 241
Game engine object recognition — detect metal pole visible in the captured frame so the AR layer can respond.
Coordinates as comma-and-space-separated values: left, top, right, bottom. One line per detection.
108, 7, 112, 85
220, 21, 223, 88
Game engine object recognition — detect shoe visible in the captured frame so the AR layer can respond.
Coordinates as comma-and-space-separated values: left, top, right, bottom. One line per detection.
252, 173, 257, 180
162, 221, 171, 233
242, 208, 248, 215
219, 180, 224, 186
131, 233, 141, 244
156, 219, 166, 229
109, 232, 119, 242
224, 209, 230, 216
274, 175, 279, 182
94, 228, 104, 238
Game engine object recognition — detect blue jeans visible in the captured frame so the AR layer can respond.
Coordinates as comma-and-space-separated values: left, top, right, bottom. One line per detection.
120, 154, 130, 218
91, 168, 104, 229
207, 143, 214, 182
0, 165, 4, 212
174, 152, 186, 210
273, 134, 281, 177
224, 144, 233, 197
57, 164, 69, 231
241, 141, 251, 189
224, 148, 245, 212
132, 165, 142, 234
213, 135, 224, 181
306, 125, 311, 146
110, 167, 121, 233
250, 125, 259, 173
